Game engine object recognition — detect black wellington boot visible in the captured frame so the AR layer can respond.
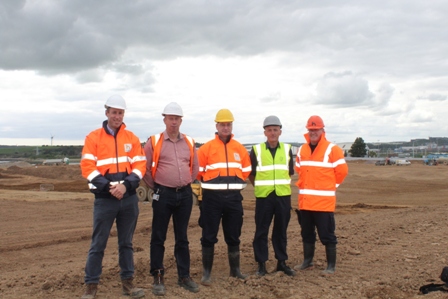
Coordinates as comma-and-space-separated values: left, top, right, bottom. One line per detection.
228, 245, 247, 279
322, 243, 336, 274
296, 242, 315, 270
201, 246, 214, 286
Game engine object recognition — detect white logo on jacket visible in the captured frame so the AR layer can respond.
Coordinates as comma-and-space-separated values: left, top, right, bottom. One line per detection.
124, 144, 132, 152
234, 153, 240, 161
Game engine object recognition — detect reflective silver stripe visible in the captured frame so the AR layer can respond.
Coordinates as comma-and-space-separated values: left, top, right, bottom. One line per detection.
299, 188, 335, 196
256, 164, 289, 171
199, 166, 205, 172
110, 180, 125, 186
82, 153, 97, 161
205, 162, 242, 170
87, 170, 101, 182
333, 158, 347, 167
132, 169, 143, 179
185, 135, 195, 147
255, 179, 290, 186
88, 183, 97, 189
97, 156, 131, 167
131, 155, 147, 163
200, 182, 247, 190
242, 165, 251, 172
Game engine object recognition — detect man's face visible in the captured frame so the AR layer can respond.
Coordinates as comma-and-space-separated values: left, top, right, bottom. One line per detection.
264, 126, 282, 144
308, 128, 324, 145
163, 115, 183, 134
106, 107, 125, 130
216, 122, 233, 139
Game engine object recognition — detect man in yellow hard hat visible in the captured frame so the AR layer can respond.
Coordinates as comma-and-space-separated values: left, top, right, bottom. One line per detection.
294, 115, 348, 275
249, 115, 295, 277
196, 109, 251, 286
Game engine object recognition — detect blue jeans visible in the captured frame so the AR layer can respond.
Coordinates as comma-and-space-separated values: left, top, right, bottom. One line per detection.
150, 185, 193, 278
84, 194, 139, 284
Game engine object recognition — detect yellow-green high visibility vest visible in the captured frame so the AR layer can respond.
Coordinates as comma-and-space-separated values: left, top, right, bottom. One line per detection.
253, 142, 291, 198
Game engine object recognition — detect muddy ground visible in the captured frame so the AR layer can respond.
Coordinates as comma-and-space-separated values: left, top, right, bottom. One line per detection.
0, 160, 447, 298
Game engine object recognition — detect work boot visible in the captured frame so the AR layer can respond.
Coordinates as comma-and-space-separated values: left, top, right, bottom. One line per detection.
295, 242, 315, 270
152, 269, 166, 296
256, 262, 267, 276
178, 276, 199, 293
228, 245, 248, 279
276, 260, 296, 276
81, 283, 98, 299
201, 246, 214, 286
122, 277, 145, 298
322, 243, 336, 274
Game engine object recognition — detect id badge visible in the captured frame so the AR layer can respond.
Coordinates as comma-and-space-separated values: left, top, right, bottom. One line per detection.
153, 193, 160, 201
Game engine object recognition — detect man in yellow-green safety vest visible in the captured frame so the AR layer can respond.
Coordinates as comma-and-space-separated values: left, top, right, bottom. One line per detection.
249, 115, 295, 277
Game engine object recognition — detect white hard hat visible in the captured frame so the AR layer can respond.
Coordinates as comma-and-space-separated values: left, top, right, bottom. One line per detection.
104, 95, 127, 110
162, 102, 183, 117
263, 115, 282, 128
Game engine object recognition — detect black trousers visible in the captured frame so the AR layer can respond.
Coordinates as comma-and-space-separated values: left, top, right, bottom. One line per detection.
252, 192, 291, 262
299, 210, 337, 245
200, 189, 244, 248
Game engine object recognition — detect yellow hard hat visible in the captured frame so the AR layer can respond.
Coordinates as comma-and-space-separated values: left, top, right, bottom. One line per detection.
215, 109, 234, 122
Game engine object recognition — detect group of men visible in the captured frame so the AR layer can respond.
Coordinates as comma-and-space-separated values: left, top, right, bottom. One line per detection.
80, 95, 349, 298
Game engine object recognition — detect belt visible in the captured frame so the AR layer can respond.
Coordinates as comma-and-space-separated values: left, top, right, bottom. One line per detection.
156, 184, 190, 192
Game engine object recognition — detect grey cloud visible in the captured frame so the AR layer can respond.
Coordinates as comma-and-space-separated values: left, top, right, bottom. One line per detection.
260, 92, 281, 103
1, 0, 447, 78
314, 71, 374, 107
418, 93, 447, 101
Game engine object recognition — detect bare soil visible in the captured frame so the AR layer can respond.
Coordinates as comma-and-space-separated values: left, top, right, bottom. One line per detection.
1, 161, 448, 298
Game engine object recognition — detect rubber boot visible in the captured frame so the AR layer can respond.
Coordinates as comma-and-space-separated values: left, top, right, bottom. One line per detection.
295, 242, 315, 270
228, 245, 247, 279
201, 246, 214, 286
322, 243, 336, 274
256, 262, 267, 276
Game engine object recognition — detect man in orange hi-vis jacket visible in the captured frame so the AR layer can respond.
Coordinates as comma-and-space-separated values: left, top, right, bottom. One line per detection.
294, 115, 348, 275
196, 108, 251, 286
80, 95, 146, 299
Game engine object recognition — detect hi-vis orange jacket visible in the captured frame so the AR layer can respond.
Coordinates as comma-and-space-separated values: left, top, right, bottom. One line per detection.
295, 132, 348, 212
81, 121, 146, 198
197, 133, 251, 190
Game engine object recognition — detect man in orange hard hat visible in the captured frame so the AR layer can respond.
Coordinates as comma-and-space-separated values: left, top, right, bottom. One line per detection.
294, 115, 348, 274
196, 109, 251, 286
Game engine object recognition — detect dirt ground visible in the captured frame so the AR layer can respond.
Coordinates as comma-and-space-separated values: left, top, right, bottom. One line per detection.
1, 160, 448, 299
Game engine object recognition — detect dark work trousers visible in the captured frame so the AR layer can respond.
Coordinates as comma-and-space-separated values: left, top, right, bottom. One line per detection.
200, 189, 244, 248
299, 210, 337, 245
84, 194, 139, 284
253, 192, 291, 263
150, 185, 193, 278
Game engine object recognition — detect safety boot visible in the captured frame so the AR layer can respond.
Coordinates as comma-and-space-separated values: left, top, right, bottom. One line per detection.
152, 269, 166, 296
277, 260, 296, 276
256, 262, 267, 276
295, 242, 315, 270
122, 277, 145, 298
322, 243, 336, 274
201, 246, 214, 286
81, 283, 97, 299
228, 245, 247, 279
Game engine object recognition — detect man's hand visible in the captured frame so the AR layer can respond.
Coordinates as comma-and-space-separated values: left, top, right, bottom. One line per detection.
110, 183, 126, 200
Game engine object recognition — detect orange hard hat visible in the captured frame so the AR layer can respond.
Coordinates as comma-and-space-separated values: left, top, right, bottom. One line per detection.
306, 115, 325, 129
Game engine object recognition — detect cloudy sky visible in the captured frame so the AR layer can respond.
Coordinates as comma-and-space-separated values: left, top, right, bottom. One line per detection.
1, 0, 447, 146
